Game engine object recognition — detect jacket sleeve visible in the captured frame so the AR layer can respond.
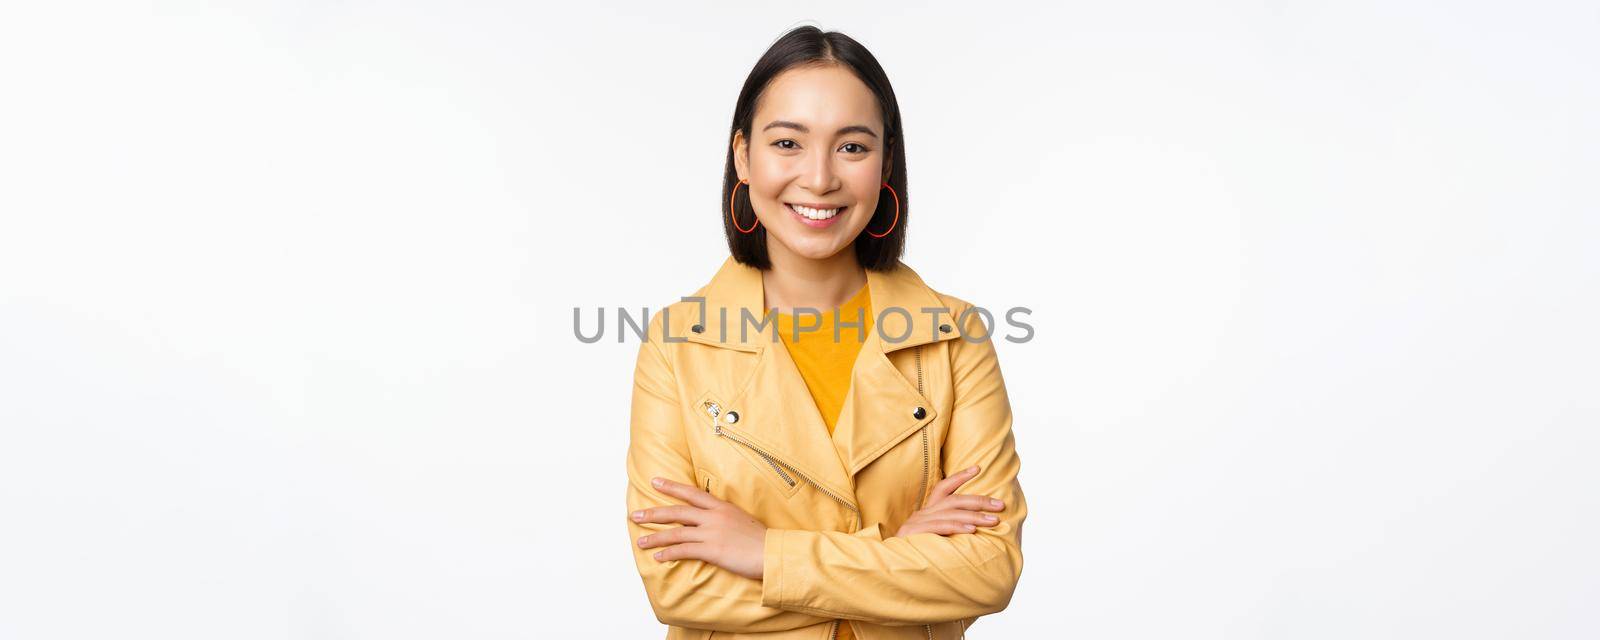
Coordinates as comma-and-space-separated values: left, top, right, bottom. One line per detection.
758, 306, 1028, 625
625, 310, 836, 633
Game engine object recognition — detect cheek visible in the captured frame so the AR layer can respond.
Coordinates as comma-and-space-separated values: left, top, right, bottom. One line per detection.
847, 161, 881, 184
847, 172, 884, 222
745, 161, 789, 207
747, 147, 797, 182
845, 165, 884, 200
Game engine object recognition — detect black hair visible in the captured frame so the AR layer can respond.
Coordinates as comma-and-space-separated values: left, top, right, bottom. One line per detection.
722, 25, 908, 271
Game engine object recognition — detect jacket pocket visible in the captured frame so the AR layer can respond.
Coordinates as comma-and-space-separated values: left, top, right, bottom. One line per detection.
714, 432, 804, 499
697, 393, 803, 499
694, 467, 719, 499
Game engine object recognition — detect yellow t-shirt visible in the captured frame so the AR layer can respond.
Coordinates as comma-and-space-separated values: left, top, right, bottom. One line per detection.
773, 281, 871, 640
774, 281, 873, 435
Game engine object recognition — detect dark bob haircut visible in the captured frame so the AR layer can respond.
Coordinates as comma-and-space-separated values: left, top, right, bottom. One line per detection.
722, 26, 908, 272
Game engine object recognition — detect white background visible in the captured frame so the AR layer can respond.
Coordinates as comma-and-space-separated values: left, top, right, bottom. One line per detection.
2, 2, 1596, 638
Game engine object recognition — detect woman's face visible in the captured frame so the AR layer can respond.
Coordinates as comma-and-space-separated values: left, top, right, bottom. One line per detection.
733, 64, 890, 264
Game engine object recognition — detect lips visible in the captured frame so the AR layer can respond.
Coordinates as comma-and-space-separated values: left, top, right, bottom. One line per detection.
787, 202, 844, 220
785, 202, 848, 229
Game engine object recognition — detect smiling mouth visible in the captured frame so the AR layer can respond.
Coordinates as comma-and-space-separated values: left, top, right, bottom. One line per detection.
785, 202, 848, 221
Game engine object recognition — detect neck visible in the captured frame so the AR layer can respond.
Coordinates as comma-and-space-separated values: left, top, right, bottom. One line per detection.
762, 245, 868, 314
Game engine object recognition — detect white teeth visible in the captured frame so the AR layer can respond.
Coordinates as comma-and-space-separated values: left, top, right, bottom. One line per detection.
788, 203, 842, 220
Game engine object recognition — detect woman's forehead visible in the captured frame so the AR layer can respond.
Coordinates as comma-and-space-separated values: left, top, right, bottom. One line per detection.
755, 67, 883, 134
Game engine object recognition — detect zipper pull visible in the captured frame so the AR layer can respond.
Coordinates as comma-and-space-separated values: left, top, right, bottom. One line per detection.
703, 400, 722, 433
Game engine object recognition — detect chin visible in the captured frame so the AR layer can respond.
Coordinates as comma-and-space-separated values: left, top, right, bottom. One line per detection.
793, 246, 849, 261
772, 233, 852, 262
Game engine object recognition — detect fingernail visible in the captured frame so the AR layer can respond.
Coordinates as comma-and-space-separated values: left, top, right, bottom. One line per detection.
631, 510, 644, 521
653, 551, 663, 560
965, 524, 976, 531
651, 477, 663, 488
983, 514, 997, 522
967, 465, 979, 473
637, 535, 649, 546
990, 499, 1003, 508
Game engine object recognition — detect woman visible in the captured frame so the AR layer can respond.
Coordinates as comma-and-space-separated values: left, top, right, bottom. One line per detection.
625, 26, 1026, 640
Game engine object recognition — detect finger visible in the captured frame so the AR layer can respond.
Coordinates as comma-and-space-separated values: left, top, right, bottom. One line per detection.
929, 465, 981, 499
930, 466, 980, 498
922, 519, 980, 535
651, 476, 721, 509
652, 541, 711, 562
896, 523, 933, 537
918, 508, 1001, 526
631, 504, 708, 526
896, 519, 943, 538
637, 525, 703, 550
933, 494, 1006, 512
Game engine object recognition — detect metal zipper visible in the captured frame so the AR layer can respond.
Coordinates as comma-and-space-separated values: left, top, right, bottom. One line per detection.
724, 426, 797, 487
915, 346, 934, 640
703, 401, 796, 487
716, 423, 862, 529
915, 344, 924, 391
704, 401, 860, 529
915, 346, 929, 510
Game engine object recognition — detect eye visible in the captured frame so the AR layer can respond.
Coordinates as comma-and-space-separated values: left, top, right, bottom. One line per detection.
841, 142, 870, 154
772, 139, 799, 150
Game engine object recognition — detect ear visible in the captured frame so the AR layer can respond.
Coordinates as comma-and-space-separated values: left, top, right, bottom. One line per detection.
732, 130, 749, 181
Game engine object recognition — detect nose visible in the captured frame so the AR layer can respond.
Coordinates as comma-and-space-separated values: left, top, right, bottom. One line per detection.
801, 146, 838, 194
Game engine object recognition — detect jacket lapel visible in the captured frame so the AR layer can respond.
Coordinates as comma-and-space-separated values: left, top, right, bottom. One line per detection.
684, 256, 962, 498
831, 263, 962, 475
725, 330, 857, 499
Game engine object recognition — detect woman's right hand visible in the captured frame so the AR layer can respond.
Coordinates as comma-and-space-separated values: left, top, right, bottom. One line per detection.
894, 465, 1006, 537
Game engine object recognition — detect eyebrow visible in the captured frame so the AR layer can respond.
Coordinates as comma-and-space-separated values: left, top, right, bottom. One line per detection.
761, 120, 879, 139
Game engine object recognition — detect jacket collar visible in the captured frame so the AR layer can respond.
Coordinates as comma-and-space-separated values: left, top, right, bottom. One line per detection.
684, 256, 961, 502
684, 255, 957, 354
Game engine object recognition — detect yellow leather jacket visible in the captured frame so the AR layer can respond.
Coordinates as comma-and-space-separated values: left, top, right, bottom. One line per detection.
625, 256, 1027, 639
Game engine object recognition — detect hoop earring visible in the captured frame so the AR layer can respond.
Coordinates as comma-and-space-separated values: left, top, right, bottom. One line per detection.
729, 179, 760, 234
866, 181, 900, 238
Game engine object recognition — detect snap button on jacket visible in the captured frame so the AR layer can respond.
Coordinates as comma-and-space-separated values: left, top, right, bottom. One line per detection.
625, 256, 1027, 640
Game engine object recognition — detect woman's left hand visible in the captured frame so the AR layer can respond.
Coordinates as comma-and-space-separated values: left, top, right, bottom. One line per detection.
633, 476, 768, 580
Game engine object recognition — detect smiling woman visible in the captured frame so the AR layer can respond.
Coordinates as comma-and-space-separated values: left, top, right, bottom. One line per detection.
624, 25, 1027, 640
721, 40, 908, 275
